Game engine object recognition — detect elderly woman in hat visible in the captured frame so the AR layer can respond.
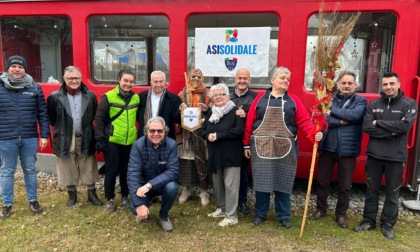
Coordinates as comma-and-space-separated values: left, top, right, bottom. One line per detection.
198, 83, 244, 227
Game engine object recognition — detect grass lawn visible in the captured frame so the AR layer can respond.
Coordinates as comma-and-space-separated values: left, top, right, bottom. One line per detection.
0, 181, 419, 251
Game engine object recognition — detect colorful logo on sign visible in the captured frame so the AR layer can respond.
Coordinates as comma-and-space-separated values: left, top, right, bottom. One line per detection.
225, 57, 238, 71
225, 29, 238, 43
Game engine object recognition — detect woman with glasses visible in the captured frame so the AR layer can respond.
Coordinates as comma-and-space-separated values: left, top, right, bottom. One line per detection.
198, 83, 244, 227
177, 69, 212, 206
243, 67, 323, 228
95, 69, 140, 212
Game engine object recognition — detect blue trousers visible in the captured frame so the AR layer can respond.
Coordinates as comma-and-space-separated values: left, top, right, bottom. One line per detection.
255, 190, 291, 221
0, 138, 39, 206
131, 181, 178, 220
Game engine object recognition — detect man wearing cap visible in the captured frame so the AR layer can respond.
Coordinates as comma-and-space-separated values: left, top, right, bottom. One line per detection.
47, 66, 103, 207
0, 55, 50, 218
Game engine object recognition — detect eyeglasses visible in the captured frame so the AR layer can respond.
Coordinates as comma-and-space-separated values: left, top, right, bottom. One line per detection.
237, 77, 249, 81
191, 75, 202, 79
65, 77, 81, 82
213, 93, 226, 98
148, 129, 164, 134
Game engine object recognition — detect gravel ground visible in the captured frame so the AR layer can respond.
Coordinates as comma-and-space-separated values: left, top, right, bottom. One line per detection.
13, 171, 418, 221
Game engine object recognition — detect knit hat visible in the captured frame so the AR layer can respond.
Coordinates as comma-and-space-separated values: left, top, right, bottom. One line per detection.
7, 55, 28, 70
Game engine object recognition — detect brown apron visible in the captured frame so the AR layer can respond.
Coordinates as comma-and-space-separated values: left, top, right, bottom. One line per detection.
253, 95, 294, 159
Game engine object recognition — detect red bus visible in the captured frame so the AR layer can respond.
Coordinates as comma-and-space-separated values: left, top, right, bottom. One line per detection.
0, 0, 419, 190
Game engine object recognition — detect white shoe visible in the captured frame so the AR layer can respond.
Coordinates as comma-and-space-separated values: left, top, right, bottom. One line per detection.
178, 187, 191, 204
199, 191, 210, 206
218, 217, 238, 227
208, 208, 226, 218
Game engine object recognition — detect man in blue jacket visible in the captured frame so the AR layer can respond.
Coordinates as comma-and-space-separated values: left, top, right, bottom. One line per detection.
127, 116, 179, 232
311, 71, 367, 228
0, 55, 50, 218
354, 72, 417, 240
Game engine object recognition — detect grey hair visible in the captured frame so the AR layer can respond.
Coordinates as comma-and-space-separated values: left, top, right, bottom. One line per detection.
270, 67, 291, 79
143, 116, 169, 135
209, 83, 230, 99
150, 70, 166, 81
63, 66, 82, 75
336, 70, 358, 88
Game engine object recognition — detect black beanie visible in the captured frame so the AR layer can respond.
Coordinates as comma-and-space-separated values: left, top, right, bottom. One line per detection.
7, 55, 28, 71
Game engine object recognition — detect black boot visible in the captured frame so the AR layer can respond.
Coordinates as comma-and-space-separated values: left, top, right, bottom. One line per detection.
66, 190, 77, 207
88, 189, 103, 206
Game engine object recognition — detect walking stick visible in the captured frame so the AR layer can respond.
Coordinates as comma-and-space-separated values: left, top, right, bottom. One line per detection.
299, 140, 319, 238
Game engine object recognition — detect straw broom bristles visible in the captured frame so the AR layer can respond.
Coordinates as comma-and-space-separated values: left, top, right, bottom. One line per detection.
314, 3, 360, 114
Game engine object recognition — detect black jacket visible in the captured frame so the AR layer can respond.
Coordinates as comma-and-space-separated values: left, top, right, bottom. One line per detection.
229, 88, 258, 113
198, 107, 244, 173
47, 83, 97, 157
137, 89, 182, 140
363, 90, 417, 162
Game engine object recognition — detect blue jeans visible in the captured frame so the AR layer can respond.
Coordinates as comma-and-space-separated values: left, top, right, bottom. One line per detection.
255, 190, 291, 221
131, 181, 178, 220
0, 138, 39, 206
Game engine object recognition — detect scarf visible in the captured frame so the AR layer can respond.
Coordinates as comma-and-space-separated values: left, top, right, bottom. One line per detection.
185, 83, 209, 107
209, 100, 236, 124
144, 88, 167, 125
0, 72, 34, 90
66, 86, 81, 96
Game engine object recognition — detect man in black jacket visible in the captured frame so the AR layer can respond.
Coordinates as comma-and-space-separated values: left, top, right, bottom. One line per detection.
137, 71, 181, 140
229, 68, 257, 215
47, 66, 103, 207
354, 72, 417, 240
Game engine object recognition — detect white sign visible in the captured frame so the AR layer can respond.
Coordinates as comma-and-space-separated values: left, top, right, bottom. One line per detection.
195, 27, 271, 77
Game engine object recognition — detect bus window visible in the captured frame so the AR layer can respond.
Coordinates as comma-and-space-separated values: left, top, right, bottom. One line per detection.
1, 17, 72, 83
187, 14, 278, 88
89, 15, 169, 85
305, 12, 397, 93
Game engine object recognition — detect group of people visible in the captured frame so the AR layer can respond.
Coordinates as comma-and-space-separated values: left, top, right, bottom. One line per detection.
0, 55, 417, 239
311, 71, 417, 240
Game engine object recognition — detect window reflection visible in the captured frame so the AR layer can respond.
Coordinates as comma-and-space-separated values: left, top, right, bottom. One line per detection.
89, 16, 169, 85
305, 12, 397, 93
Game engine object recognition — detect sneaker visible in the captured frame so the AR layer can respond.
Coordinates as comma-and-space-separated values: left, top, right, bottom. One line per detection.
106, 199, 116, 212
29, 201, 43, 214
353, 220, 376, 232
121, 197, 130, 208
252, 215, 266, 225
279, 219, 292, 229
238, 203, 251, 215
178, 187, 191, 204
158, 217, 173, 232
208, 208, 226, 218
218, 217, 238, 227
0, 206, 12, 219
381, 223, 395, 240
199, 191, 210, 206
